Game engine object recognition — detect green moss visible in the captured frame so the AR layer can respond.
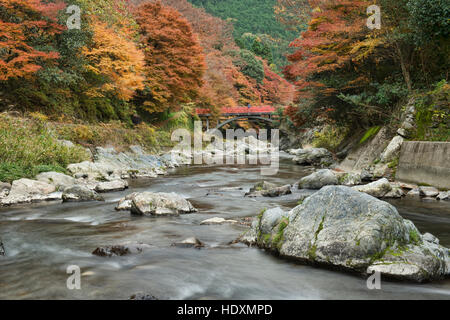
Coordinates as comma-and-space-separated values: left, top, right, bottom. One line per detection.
308, 244, 317, 260
338, 173, 349, 184
308, 216, 325, 260
272, 218, 289, 250
262, 233, 272, 244
388, 157, 399, 169
257, 208, 267, 220
359, 126, 381, 144
409, 229, 421, 245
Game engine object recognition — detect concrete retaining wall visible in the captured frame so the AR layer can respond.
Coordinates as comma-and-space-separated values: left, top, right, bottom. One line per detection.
397, 141, 450, 190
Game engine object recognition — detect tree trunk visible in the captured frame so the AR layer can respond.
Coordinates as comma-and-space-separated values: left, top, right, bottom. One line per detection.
395, 43, 413, 93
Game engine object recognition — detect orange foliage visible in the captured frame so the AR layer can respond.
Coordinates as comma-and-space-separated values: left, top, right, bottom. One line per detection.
134, 1, 206, 113
284, 0, 370, 99
0, 0, 65, 81
261, 61, 295, 105
82, 19, 145, 101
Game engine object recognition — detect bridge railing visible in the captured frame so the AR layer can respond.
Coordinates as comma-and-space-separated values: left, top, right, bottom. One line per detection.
196, 105, 282, 116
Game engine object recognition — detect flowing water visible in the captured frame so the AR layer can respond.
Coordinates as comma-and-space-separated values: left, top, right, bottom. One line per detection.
0, 156, 449, 300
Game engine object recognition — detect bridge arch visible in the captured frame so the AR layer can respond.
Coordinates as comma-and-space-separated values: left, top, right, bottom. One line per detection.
214, 115, 275, 130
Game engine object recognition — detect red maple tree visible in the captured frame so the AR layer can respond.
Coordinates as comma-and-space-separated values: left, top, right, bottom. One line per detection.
0, 0, 66, 81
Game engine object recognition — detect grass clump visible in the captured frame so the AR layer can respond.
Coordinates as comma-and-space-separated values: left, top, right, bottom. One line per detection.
0, 115, 90, 182
359, 126, 381, 144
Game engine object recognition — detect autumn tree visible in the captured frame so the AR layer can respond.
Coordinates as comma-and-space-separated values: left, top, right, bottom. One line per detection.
261, 61, 294, 105
133, 1, 206, 114
82, 19, 145, 101
284, 0, 449, 128
0, 0, 65, 81
275, 0, 310, 33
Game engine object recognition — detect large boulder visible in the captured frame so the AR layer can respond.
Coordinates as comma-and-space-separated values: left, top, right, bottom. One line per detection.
62, 185, 104, 202
352, 178, 392, 198
298, 169, 338, 189
126, 192, 197, 216
36, 172, 77, 190
245, 181, 291, 197
292, 148, 335, 167
95, 179, 128, 193
240, 186, 450, 282
0, 178, 61, 206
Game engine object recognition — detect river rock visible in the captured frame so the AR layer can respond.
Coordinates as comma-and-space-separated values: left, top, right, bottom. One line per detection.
399, 182, 417, 190
36, 172, 77, 190
0, 182, 11, 198
0, 239, 5, 256
95, 179, 128, 193
360, 169, 373, 182
240, 186, 450, 282
437, 192, 449, 201
245, 181, 291, 197
92, 243, 151, 257
200, 217, 238, 225
130, 293, 158, 300
62, 185, 104, 202
0, 178, 61, 205
292, 148, 335, 167
338, 172, 362, 186
172, 237, 204, 249
373, 163, 390, 179
298, 169, 338, 189
419, 186, 439, 198
406, 188, 421, 199
129, 192, 197, 216
115, 193, 138, 211
352, 178, 392, 198
383, 184, 405, 198
381, 136, 404, 163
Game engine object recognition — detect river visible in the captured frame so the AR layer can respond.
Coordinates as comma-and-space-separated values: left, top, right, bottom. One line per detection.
0, 155, 449, 300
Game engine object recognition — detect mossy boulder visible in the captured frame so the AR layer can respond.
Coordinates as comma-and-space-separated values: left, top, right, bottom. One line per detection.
240, 186, 450, 282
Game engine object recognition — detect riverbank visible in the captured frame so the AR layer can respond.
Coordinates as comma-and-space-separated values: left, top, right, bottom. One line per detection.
0, 113, 175, 183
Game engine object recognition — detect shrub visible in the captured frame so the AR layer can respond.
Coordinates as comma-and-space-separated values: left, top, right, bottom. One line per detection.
312, 126, 349, 152
0, 115, 90, 182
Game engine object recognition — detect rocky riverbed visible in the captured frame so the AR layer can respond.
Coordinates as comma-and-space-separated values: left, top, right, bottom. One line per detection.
0, 132, 449, 298
0, 153, 449, 299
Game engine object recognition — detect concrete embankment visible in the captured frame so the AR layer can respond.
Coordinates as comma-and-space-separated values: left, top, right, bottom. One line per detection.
397, 141, 450, 190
